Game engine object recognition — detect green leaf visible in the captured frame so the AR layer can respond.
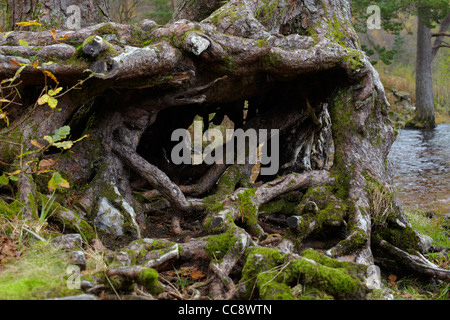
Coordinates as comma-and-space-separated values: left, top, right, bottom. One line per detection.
47, 96, 58, 109
43, 135, 53, 144
19, 39, 29, 47
0, 174, 9, 185
53, 140, 73, 150
48, 172, 70, 191
48, 87, 63, 96
52, 126, 70, 142
9, 175, 19, 182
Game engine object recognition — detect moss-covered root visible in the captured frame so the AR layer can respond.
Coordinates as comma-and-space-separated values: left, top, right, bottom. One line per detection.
104, 266, 163, 295
34, 193, 96, 241
206, 227, 252, 299
288, 186, 347, 242
237, 247, 369, 300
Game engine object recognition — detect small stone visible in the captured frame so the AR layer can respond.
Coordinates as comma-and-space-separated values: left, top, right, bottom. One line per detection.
80, 280, 94, 291
90, 238, 106, 252
95, 197, 124, 236
417, 233, 433, 252
52, 233, 83, 250
140, 19, 157, 31
67, 250, 87, 270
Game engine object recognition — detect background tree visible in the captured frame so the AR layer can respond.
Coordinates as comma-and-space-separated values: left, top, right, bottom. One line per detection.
352, 0, 450, 128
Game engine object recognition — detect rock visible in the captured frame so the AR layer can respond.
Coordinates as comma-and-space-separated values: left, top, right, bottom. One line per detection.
66, 250, 87, 270
95, 197, 124, 236
140, 19, 157, 31
80, 280, 95, 291
365, 265, 382, 290
417, 233, 433, 252
52, 233, 83, 250
90, 238, 106, 252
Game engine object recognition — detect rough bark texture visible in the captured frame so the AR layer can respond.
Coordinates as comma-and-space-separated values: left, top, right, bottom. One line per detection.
7, 0, 108, 30
1, 0, 448, 300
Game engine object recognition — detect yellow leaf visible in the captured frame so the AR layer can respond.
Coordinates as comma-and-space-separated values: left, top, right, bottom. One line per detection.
32, 60, 39, 69
16, 20, 41, 27
43, 70, 58, 84
47, 96, 58, 109
57, 34, 70, 41
19, 39, 29, 47
48, 87, 63, 96
266, 234, 282, 239
2, 31, 13, 38
37, 94, 49, 105
50, 29, 57, 40
249, 142, 264, 184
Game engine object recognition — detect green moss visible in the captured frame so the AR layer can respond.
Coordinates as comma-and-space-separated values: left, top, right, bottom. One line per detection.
375, 218, 423, 254
205, 228, 239, 261
34, 192, 95, 241
259, 197, 299, 215
262, 51, 281, 69
239, 247, 366, 300
344, 50, 364, 71
0, 241, 82, 299
0, 199, 25, 219
137, 268, 163, 295
236, 188, 258, 226
96, 23, 119, 36
208, 3, 245, 25
254, 0, 280, 25
289, 258, 362, 298
239, 246, 288, 299
255, 38, 269, 48
81, 36, 117, 61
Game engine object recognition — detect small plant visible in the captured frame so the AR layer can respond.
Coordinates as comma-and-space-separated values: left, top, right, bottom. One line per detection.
173, 266, 193, 291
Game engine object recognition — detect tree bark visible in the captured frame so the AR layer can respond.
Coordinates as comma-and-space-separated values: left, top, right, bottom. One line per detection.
7, 0, 108, 31
1, 0, 448, 300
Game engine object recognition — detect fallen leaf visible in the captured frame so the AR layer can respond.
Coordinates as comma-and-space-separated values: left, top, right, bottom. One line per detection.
190, 270, 206, 281
43, 70, 58, 84
30, 139, 42, 148
39, 159, 56, 169
388, 274, 397, 282
9, 58, 21, 66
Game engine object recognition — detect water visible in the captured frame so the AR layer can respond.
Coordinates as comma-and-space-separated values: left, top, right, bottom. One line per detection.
388, 123, 450, 214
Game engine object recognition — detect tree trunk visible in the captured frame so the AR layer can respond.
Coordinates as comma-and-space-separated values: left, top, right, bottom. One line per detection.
7, 0, 108, 31
411, 6, 436, 128
1, 0, 448, 300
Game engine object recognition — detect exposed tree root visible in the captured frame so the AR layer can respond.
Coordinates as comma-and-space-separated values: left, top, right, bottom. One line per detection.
376, 240, 450, 281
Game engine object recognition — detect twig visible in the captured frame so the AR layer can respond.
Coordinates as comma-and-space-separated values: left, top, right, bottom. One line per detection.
21, 226, 46, 242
